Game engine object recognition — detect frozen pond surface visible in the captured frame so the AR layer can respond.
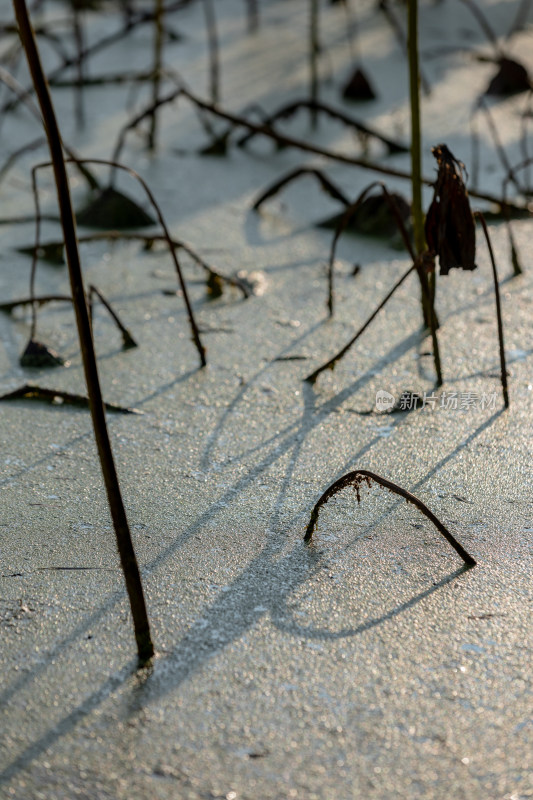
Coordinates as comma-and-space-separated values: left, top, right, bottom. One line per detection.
0, 1, 532, 798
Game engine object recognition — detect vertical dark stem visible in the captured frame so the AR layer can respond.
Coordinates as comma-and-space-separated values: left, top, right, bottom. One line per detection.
245, 0, 259, 33
476, 213, 509, 408
407, 0, 442, 385
148, 0, 164, 150
30, 165, 40, 339
202, 0, 219, 104
407, 0, 424, 259
13, 0, 154, 664
470, 107, 480, 190
72, 7, 85, 128
310, 0, 319, 127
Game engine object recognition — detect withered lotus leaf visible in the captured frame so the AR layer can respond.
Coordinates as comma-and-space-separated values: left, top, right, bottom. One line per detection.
425, 144, 476, 275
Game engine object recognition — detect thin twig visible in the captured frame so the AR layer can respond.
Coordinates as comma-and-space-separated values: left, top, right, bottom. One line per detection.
88, 284, 138, 349
50, 69, 157, 87
305, 264, 416, 384
237, 98, 408, 154
477, 97, 524, 195
474, 212, 509, 408
0, 383, 140, 414
179, 88, 519, 210
0, 135, 44, 183
252, 166, 351, 210
19, 230, 251, 298
501, 155, 533, 275
0, 294, 71, 312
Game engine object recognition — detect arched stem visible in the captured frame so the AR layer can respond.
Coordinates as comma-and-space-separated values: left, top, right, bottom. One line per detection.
305, 468, 477, 567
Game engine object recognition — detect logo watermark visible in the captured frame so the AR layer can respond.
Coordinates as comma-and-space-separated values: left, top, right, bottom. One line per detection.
375, 389, 396, 412
375, 389, 498, 412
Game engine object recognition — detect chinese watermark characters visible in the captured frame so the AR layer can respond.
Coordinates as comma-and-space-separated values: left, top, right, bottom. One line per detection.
376, 389, 497, 412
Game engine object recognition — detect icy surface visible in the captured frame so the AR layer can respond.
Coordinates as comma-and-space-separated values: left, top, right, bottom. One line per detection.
0, 1, 532, 798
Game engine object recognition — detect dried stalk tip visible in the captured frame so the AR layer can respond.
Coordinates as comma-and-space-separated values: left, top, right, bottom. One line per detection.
511, 243, 523, 276
76, 187, 155, 229
305, 468, 476, 567
425, 144, 476, 275
342, 66, 377, 101
20, 339, 65, 368
121, 330, 138, 350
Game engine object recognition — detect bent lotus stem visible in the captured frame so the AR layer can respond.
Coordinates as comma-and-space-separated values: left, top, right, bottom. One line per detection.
252, 166, 351, 210
305, 263, 416, 384
304, 181, 441, 383
108, 81, 526, 213
32, 157, 206, 367
253, 169, 441, 381
326, 182, 380, 317
305, 469, 477, 567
